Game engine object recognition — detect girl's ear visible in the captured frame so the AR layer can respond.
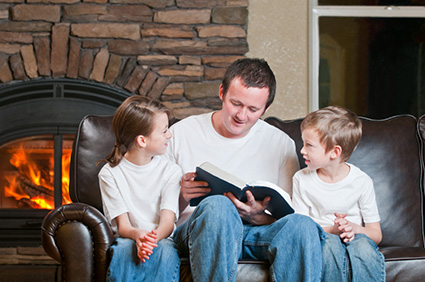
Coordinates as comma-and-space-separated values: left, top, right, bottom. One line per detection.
330, 145, 342, 160
135, 135, 147, 148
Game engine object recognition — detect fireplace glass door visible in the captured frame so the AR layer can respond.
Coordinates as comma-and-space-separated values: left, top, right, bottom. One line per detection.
0, 134, 73, 210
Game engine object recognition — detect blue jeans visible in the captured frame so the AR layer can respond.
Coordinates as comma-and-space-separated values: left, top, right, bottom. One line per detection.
322, 233, 386, 282
107, 237, 180, 282
173, 195, 326, 282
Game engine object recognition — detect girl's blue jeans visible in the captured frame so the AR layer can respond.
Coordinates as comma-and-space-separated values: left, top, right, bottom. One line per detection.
173, 195, 326, 282
107, 237, 180, 282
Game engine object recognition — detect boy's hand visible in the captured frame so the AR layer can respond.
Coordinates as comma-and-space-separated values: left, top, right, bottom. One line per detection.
334, 212, 355, 242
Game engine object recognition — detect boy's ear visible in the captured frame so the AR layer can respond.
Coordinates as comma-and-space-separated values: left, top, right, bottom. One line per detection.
136, 135, 147, 148
330, 145, 342, 160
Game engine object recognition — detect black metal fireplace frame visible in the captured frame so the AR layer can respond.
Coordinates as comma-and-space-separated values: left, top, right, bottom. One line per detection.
0, 78, 131, 246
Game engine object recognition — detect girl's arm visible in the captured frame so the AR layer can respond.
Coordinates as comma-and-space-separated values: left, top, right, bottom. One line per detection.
155, 209, 176, 242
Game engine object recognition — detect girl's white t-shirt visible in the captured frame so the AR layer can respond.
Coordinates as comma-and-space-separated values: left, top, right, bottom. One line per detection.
98, 156, 182, 233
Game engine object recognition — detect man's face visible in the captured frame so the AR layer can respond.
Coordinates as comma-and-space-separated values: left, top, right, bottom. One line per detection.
218, 77, 269, 138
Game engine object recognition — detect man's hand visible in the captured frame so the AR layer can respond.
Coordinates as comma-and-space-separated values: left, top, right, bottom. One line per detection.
225, 190, 275, 225
180, 172, 211, 202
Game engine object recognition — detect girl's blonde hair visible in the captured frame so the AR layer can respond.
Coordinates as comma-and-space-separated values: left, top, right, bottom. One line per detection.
102, 95, 171, 167
301, 106, 362, 162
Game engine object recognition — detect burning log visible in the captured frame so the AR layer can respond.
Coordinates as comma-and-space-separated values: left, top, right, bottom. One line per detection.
18, 175, 54, 203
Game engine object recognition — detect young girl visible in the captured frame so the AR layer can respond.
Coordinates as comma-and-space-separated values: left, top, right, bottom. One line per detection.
98, 95, 181, 281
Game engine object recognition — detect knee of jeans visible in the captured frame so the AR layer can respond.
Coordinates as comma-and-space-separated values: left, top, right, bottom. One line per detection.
348, 234, 379, 253
196, 195, 239, 221
111, 238, 136, 259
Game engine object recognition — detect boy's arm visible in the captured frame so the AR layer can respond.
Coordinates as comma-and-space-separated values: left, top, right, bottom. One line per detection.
156, 209, 176, 241
351, 221, 382, 245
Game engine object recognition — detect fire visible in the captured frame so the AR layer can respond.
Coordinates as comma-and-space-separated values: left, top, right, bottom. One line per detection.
5, 146, 72, 209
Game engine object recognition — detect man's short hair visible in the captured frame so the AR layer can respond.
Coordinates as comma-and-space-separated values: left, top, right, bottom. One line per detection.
221, 58, 276, 109
301, 106, 362, 162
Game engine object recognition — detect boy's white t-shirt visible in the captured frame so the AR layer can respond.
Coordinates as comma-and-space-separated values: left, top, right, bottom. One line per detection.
292, 163, 380, 227
164, 112, 300, 226
98, 156, 182, 234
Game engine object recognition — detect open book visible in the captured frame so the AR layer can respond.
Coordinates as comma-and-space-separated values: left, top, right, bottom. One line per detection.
190, 162, 294, 220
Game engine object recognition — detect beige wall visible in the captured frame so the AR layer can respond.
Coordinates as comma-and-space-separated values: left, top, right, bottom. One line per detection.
247, 0, 308, 120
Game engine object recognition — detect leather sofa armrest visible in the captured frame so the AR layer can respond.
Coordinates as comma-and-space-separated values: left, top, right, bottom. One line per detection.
41, 202, 114, 282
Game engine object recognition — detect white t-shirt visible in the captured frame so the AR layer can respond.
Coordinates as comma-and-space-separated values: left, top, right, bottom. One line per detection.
292, 163, 380, 227
164, 112, 300, 226
98, 156, 182, 234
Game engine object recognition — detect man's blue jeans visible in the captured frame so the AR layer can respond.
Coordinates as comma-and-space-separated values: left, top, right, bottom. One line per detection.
322, 233, 386, 282
173, 195, 326, 282
107, 237, 180, 282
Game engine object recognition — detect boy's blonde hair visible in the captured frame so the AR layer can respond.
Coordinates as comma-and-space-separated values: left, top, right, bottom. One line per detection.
301, 106, 362, 162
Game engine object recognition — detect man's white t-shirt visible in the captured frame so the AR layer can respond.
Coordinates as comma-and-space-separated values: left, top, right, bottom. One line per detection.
292, 163, 380, 227
98, 156, 182, 234
164, 112, 300, 226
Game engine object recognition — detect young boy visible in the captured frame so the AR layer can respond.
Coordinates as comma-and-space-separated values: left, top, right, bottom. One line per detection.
292, 105, 385, 281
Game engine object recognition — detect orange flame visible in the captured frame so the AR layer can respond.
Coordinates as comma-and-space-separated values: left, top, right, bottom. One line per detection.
5, 146, 72, 209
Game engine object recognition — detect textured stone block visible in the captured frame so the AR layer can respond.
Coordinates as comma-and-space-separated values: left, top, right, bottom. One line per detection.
185, 81, 221, 99
66, 37, 80, 78
51, 24, 69, 77
124, 66, 148, 93
108, 39, 149, 55
0, 55, 13, 82
197, 25, 246, 38
141, 24, 194, 38
104, 54, 122, 84
137, 55, 177, 65
11, 5, 60, 22
147, 76, 169, 99
71, 23, 140, 40
0, 43, 21, 54
99, 5, 152, 22
78, 49, 94, 79
21, 44, 38, 79
109, 0, 173, 9
9, 53, 27, 80
212, 7, 247, 25
34, 36, 51, 76
176, 0, 225, 8
179, 55, 201, 65
90, 47, 109, 82
154, 9, 210, 24
138, 71, 157, 95
0, 31, 32, 44
204, 67, 226, 80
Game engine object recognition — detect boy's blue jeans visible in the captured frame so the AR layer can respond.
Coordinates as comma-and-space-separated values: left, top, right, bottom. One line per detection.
322, 233, 386, 282
107, 237, 180, 282
173, 195, 326, 282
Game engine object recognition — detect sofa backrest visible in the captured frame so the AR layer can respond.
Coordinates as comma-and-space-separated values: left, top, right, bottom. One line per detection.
69, 115, 114, 213
266, 115, 424, 248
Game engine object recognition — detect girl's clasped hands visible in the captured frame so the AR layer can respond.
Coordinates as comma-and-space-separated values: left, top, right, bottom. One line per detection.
135, 229, 158, 263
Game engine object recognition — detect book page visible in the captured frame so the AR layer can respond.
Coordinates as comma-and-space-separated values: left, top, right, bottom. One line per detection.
199, 162, 246, 189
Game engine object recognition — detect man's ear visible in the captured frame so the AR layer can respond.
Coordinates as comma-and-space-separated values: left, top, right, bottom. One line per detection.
136, 135, 147, 148
219, 84, 224, 101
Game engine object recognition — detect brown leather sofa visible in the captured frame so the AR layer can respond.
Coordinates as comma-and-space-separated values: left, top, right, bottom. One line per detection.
42, 114, 425, 282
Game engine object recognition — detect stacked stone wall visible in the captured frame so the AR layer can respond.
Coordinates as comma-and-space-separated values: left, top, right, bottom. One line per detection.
0, 0, 249, 118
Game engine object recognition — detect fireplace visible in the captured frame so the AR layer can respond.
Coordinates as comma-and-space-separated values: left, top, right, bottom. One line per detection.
0, 78, 130, 246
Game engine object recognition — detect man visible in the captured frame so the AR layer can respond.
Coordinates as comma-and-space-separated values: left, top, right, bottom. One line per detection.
164, 58, 325, 281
